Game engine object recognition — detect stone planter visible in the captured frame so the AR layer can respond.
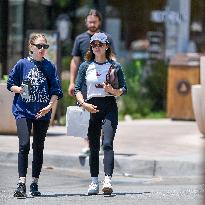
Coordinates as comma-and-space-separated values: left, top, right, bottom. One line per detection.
0, 82, 57, 134
192, 85, 205, 135
191, 56, 205, 136
0, 82, 16, 134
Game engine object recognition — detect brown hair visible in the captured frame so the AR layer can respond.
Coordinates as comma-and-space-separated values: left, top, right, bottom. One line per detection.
28, 33, 47, 53
85, 9, 102, 22
84, 44, 114, 62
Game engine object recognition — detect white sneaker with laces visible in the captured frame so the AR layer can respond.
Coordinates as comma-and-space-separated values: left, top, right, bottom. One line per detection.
87, 182, 99, 195
102, 179, 113, 195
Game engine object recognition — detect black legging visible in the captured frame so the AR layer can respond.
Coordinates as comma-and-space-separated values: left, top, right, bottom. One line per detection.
87, 96, 118, 177
16, 118, 49, 178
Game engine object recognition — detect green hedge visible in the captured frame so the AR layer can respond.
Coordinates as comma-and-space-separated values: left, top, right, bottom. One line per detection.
119, 59, 167, 119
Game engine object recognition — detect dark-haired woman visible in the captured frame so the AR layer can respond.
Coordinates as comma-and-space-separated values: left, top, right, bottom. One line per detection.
75, 32, 127, 195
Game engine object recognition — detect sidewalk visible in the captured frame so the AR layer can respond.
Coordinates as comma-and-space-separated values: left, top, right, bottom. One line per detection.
0, 119, 204, 177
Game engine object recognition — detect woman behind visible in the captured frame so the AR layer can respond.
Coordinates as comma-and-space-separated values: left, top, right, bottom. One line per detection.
7, 33, 63, 197
75, 32, 127, 195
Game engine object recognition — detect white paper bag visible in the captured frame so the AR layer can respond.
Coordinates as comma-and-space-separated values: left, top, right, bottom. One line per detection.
66, 106, 90, 138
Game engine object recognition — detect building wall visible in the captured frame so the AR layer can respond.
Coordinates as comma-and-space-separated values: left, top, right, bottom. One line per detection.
107, 0, 166, 49
1, 0, 205, 76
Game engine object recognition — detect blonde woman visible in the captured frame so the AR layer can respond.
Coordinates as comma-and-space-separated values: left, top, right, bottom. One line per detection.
7, 33, 63, 197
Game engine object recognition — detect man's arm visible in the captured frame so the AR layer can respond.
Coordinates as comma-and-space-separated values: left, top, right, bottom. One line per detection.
68, 56, 81, 96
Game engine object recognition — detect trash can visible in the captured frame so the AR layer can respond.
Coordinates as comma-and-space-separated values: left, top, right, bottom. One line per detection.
167, 53, 200, 120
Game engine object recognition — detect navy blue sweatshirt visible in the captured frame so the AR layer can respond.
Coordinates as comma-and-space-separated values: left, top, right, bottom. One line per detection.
7, 57, 63, 120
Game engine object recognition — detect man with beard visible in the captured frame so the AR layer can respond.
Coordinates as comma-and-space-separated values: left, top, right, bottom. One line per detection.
68, 9, 116, 155
68, 9, 115, 96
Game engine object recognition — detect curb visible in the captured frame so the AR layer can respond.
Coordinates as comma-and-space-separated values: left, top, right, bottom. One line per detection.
0, 151, 204, 177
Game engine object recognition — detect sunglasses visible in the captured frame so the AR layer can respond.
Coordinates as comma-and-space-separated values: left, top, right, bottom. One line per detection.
91, 42, 105, 48
32, 44, 49, 49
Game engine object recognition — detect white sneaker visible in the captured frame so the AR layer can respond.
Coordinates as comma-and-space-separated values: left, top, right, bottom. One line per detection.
81, 147, 90, 156
87, 182, 99, 195
102, 180, 113, 195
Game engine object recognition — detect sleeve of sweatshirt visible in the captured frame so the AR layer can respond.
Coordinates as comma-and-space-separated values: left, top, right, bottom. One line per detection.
74, 62, 88, 95
48, 63, 63, 100
7, 60, 23, 91
116, 63, 127, 95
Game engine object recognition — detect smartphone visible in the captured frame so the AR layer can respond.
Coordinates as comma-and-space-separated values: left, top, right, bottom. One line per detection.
21, 79, 31, 100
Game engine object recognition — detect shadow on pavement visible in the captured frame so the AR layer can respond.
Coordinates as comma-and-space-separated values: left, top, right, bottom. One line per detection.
46, 133, 65, 137
39, 193, 87, 197
38, 192, 151, 198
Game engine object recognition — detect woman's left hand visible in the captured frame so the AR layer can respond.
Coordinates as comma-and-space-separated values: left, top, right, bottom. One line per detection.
35, 105, 52, 119
103, 82, 114, 94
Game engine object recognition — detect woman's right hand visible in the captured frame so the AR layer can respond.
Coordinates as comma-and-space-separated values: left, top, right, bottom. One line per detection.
82, 103, 99, 113
11, 86, 24, 94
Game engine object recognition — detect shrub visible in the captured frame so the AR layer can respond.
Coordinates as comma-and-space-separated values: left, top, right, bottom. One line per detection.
144, 60, 168, 111
119, 60, 153, 118
119, 59, 167, 119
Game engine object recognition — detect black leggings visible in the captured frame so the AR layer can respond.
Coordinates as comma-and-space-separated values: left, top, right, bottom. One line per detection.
87, 97, 118, 177
16, 118, 49, 178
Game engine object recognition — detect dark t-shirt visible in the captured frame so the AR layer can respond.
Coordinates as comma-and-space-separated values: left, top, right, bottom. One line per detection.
71, 31, 116, 61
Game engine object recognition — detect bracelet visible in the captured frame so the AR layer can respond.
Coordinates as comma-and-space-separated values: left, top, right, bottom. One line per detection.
80, 101, 85, 106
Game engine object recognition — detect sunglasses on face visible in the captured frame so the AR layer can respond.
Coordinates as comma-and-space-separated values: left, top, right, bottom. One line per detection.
32, 44, 49, 49
90, 42, 105, 48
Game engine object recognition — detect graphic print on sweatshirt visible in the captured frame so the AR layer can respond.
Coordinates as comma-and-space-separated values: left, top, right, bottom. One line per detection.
23, 66, 50, 103
96, 71, 101, 77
